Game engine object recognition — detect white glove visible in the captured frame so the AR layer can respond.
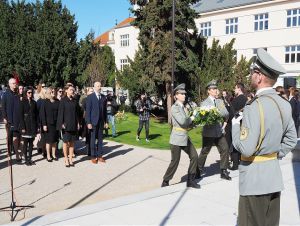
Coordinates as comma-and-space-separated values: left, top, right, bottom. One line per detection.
193, 109, 198, 116
190, 109, 198, 121
232, 112, 243, 125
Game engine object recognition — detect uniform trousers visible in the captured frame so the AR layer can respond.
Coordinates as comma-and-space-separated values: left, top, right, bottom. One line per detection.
198, 136, 229, 170
238, 192, 280, 226
163, 139, 198, 181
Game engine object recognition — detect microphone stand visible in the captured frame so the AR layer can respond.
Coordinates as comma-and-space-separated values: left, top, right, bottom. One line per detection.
0, 125, 34, 221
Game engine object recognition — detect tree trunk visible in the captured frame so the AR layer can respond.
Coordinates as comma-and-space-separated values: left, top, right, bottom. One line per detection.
166, 81, 172, 124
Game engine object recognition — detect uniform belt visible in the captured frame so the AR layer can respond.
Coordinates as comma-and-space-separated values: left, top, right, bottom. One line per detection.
241, 153, 277, 162
173, 127, 188, 132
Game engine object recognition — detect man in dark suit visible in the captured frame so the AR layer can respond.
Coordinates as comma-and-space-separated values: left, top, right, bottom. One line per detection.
230, 82, 248, 170
2, 78, 21, 161
86, 81, 108, 164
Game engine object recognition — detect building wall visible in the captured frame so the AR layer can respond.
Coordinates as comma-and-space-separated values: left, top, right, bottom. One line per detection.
113, 25, 140, 71
195, 0, 300, 76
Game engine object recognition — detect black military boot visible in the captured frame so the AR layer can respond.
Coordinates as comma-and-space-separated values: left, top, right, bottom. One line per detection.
195, 168, 204, 179
221, 169, 232, 180
187, 174, 201, 189
161, 180, 169, 187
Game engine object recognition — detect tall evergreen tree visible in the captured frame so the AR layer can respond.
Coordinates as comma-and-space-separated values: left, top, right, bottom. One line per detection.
197, 38, 250, 99
77, 32, 115, 87
35, 0, 78, 86
76, 32, 96, 86
10, 0, 37, 85
130, 0, 204, 122
0, 0, 13, 83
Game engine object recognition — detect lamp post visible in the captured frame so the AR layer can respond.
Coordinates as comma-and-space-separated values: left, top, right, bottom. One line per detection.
171, 0, 175, 104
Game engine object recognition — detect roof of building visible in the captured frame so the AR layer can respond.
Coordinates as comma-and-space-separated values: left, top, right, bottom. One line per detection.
192, 0, 273, 14
115, 17, 135, 29
94, 30, 110, 45
94, 17, 135, 45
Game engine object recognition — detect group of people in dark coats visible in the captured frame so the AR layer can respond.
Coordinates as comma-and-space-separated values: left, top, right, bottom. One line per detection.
1, 79, 119, 167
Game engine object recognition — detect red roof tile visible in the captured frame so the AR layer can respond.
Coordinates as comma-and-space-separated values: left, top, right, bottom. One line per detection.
94, 17, 135, 45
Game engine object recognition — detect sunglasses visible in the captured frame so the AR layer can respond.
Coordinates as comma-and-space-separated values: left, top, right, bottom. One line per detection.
58, 90, 63, 93
27, 92, 32, 94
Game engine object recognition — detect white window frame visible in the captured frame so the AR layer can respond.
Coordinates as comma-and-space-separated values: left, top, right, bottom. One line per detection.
285, 45, 300, 63
287, 9, 300, 27
254, 13, 269, 31
120, 59, 129, 71
120, 34, 129, 47
200, 22, 211, 37
225, 17, 238, 34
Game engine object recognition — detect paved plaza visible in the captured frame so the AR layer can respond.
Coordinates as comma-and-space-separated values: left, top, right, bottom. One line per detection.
0, 122, 299, 225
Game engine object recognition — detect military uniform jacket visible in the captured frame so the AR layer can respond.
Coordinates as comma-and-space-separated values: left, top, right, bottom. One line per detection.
232, 89, 297, 196
200, 97, 229, 137
169, 101, 193, 146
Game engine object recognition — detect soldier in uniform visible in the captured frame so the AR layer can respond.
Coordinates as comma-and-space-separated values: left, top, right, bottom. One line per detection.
161, 84, 200, 189
232, 48, 297, 226
197, 80, 232, 180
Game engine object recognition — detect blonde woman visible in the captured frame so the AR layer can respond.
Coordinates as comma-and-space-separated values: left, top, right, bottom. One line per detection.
40, 87, 60, 161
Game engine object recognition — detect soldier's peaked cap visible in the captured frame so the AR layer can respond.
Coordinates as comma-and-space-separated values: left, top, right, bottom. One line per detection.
252, 48, 286, 79
206, 80, 218, 89
174, 83, 186, 94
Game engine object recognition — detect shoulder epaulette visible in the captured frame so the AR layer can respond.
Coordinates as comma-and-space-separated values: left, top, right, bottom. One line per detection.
246, 95, 258, 105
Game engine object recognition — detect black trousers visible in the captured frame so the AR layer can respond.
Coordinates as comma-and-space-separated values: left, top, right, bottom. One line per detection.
198, 136, 229, 170
238, 192, 281, 226
231, 148, 241, 167
163, 139, 198, 181
137, 119, 149, 139
23, 137, 34, 162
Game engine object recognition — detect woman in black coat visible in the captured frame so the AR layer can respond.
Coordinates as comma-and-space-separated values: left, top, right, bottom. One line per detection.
41, 87, 60, 162
56, 85, 81, 167
19, 87, 38, 165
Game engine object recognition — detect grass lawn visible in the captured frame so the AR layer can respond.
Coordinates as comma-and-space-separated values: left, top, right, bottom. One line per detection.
105, 113, 202, 150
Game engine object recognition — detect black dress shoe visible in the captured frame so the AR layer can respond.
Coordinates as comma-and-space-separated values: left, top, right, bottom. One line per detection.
187, 174, 201, 189
221, 169, 232, 180
53, 157, 58, 161
47, 158, 53, 162
187, 180, 201, 189
161, 180, 169, 187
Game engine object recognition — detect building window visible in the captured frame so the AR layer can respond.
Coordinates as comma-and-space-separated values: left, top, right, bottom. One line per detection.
120, 34, 129, 47
120, 59, 129, 71
225, 17, 238, 34
254, 13, 268, 31
285, 45, 300, 63
200, 22, 211, 37
287, 9, 300, 27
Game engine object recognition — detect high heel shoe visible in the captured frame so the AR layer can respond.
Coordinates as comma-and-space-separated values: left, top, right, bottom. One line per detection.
64, 159, 70, 167
69, 159, 75, 167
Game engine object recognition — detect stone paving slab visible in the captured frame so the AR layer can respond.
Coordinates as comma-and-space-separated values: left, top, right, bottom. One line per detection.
0, 122, 223, 225
9, 159, 299, 226
1, 122, 299, 225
